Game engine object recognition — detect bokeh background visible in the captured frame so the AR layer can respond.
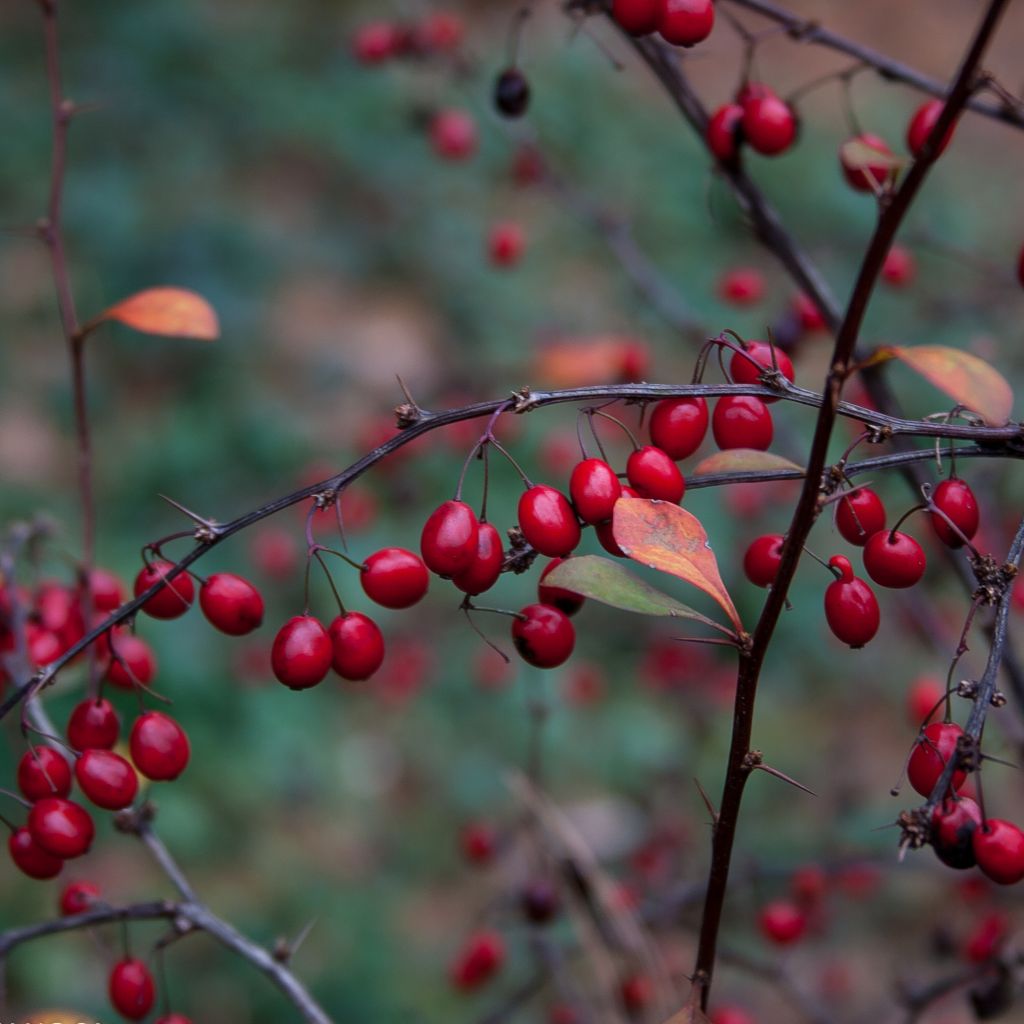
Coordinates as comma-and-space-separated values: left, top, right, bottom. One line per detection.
3, 1, 1024, 1021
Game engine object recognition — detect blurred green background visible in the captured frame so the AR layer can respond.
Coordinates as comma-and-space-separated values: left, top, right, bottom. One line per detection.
2, 1, 1024, 1021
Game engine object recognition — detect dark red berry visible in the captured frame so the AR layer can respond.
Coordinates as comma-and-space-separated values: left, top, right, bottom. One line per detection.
494, 67, 530, 118
907, 721, 967, 797
657, 0, 714, 46
570, 458, 622, 524
133, 560, 194, 619
271, 615, 333, 690
329, 611, 385, 681
930, 478, 979, 548
595, 487, 638, 558
707, 103, 744, 162
460, 821, 497, 865
199, 573, 265, 635
710, 1008, 755, 1024
882, 245, 916, 286
626, 446, 685, 503
840, 133, 894, 192
793, 292, 827, 332
88, 568, 124, 611
60, 879, 101, 915
28, 797, 95, 858
907, 675, 944, 725
352, 21, 399, 63
741, 91, 797, 156
611, 0, 660, 35
649, 397, 708, 460
824, 555, 880, 648
17, 746, 72, 802
106, 633, 157, 690
907, 98, 954, 157
521, 879, 561, 924
932, 796, 982, 870
67, 698, 120, 751
453, 522, 504, 596
512, 604, 575, 668
109, 958, 156, 1021
75, 749, 139, 810
728, 340, 794, 402
973, 819, 1024, 885
719, 267, 765, 305
430, 109, 477, 160
758, 900, 806, 945
712, 395, 773, 450
538, 558, 585, 616
361, 548, 430, 608
488, 221, 525, 267
450, 930, 505, 991
835, 488, 886, 546
26, 623, 61, 666
620, 973, 653, 1013
130, 711, 190, 781
421, 500, 480, 577
743, 534, 784, 588
863, 530, 926, 588
518, 485, 581, 557
8, 827, 63, 880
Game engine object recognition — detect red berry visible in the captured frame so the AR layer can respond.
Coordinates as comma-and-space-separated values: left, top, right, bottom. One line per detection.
130, 711, 190, 781
712, 395, 773, 450
518, 485, 581, 557
28, 797, 94, 858
907, 98, 954, 157
570, 458, 622, 525
907, 675, 944, 725
420, 11, 464, 51
973, 819, 1024, 885
626, 446, 685, 503
612, 0, 660, 35
106, 633, 157, 690
430, 109, 477, 161
649, 397, 708, 460
271, 615, 333, 690
881, 244, 916, 286
26, 623, 61, 666
352, 21, 399, 63
719, 268, 765, 306
594, 488, 638, 558
453, 523, 504, 596
460, 822, 497, 865
728, 340, 794, 402
75, 749, 139, 810
67, 698, 120, 751
329, 611, 385, 681
964, 912, 1008, 963
907, 721, 967, 797
361, 548, 429, 609
824, 555, 880, 648
930, 478, 979, 548
109, 958, 156, 1021
512, 604, 575, 668
133, 560, 194, 619
199, 573, 265, 635
421, 500, 480, 577
657, 0, 714, 46
710, 1008, 755, 1024
835, 487, 886, 546
450, 930, 505, 990
488, 222, 525, 267
620, 973, 653, 1012
758, 900, 806, 945
8, 827, 63, 879
743, 534, 784, 588
17, 746, 72, 802
88, 568, 124, 611
862, 530, 926, 588
932, 796, 982, 870
840, 133, 894, 192
706, 103, 744, 163
538, 558, 585, 617
60, 879, 101, 914
790, 864, 827, 907
793, 293, 826, 332
741, 92, 797, 156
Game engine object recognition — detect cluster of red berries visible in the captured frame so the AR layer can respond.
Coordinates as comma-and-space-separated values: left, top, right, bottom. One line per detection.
707, 81, 798, 162
612, 0, 715, 48
351, 11, 464, 65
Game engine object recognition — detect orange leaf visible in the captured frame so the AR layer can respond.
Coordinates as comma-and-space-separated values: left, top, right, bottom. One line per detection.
612, 498, 742, 633
96, 287, 220, 341
876, 344, 1012, 426
692, 449, 803, 477
533, 335, 643, 387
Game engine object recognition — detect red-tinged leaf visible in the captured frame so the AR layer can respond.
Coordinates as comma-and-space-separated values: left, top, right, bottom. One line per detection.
692, 449, 803, 477
839, 137, 904, 176
612, 498, 742, 633
875, 344, 1012, 426
96, 287, 220, 341
533, 335, 642, 387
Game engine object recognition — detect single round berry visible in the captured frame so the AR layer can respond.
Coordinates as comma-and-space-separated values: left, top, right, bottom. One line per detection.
329, 611, 385, 681
649, 397, 708, 460
728, 340, 794, 402
420, 11, 464, 51
26, 623, 61, 666
109, 958, 156, 1021
930, 478, 979, 548
907, 675, 944, 725
741, 91, 797, 156
8, 827, 63, 880
706, 103, 744, 162
932, 796, 982, 870
719, 268, 765, 306
88, 568, 125, 611
361, 548, 429, 609
494, 67, 530, 117
710, 1008, 756, 1024
430, 109, 477, 161
712, 395, 774, 450
657, 0, 714, 47
570, 458, 622, 525
17, 746, 72, 802
862, 529, 926, 589
620, 973, 653, 1013
626, 446, 685, 503
907, 721, 967, 797
973, 819, 1024, 885
518, 485, 581, 558
882, 245, 916, 286
421, 500, 480, 577
271, 615, 333, 690
824, 555, 880, 648
352, 21, 399, 63
758, 900, 806, 945
60, 879, 101, 915
460, 822, 497, 865
199, 573, 265, 635
450, 930, 505, 991
743, 534, 784, 588
521, 879, 562, 924
840, 133, 894, 192
835, 488, 886, 546
133, 560, 194, 619
512, 604, 575, 668
538, 558, 585, 617
130, 711, 190, 781
453, 522, 504, 596
793, 292, 827, 332
75, 749, 139, 810
907, 98, 954, 157
488, 221, 526, 268
106, 633, 157, 690
67, 698, 120, 751
28, 797, 95, 858
611, 0, 660, 35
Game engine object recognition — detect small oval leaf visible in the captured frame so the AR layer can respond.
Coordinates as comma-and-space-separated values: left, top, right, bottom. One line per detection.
692, 449, 803, 476
612, 498, 742, 633
97, 287, 220, 341
543, 555, 724, 629
876, 344, 1012, 426
839, 137, 904, 176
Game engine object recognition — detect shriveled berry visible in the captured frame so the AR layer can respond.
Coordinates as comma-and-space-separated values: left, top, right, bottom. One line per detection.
271, 615, 333, 690
361, 548, 429, 609
133, 560, 194, 619
329, 611, 385, 681
28, 797, 95, 858
60, 879, 101, 915
109, 958, 156, 1021
199, 573, 265, 635
824, 555, 880, 648
421, 500, 480, 577
512, 604, 575, 668
570, 458, 622, 525
932, 796, 982, 870
518, 485, 581, 557
75, 749, 139, 810
130, 711, 190, 781
9, 827, 63, 880
626, 446, 685, 503
835, 488, 886, 546
863, 530, 926, 588
67, 698, 120, 751
453, 523, 504, 596
17, 746, 72, 802
538, 558, 585, 616
743, 534, 784, 588
649, 397, 708, 460
908, 721, 967, 797
930, 478, 979, 548
712, 395, 773, 450
973, 819, 1024, 885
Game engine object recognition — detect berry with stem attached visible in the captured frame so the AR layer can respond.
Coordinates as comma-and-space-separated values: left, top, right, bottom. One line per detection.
518, 485, 581, 558
271, 615, 333, 690
60, 879, 101, 914
130, 711, 190, 781
453, 522, 504, 596
657, 0, 714, 47
712, 395, 773, 450
835, 488, 886, 546
649, 397, 708, 459
626, 446, 685, 503
106, 633, 157, 690
361, 548, 429, 609
75, 749, 139, 810
109, 958, 156, 1021
728, 340, 794, 402
973, 819, 1024, 885
67, 698, 120, 751
8, 827, 63, 880
907, 721, 967, 797
863, 529, 926, 588
743, 534, 784, 588
27, 797, 95, 858
930, 478, 979, 548
611, 0, 660, 35
329, 612, 385, 681
17, 747, 72, 802
512, 604, 575, 668
932, 796, 982, 869
824, 555, 880, 648
199, 573, 265, 635
134, 560, 194, 620
421, 500, 480, 577
907, 98, 954, 157
741, 88, 797, 156
840, 133, 895, 192
494, 69, 530, 118
570, 458, 621, 525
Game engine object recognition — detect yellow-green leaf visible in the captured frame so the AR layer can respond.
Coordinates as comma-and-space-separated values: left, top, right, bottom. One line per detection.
692, 449, 803, 477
